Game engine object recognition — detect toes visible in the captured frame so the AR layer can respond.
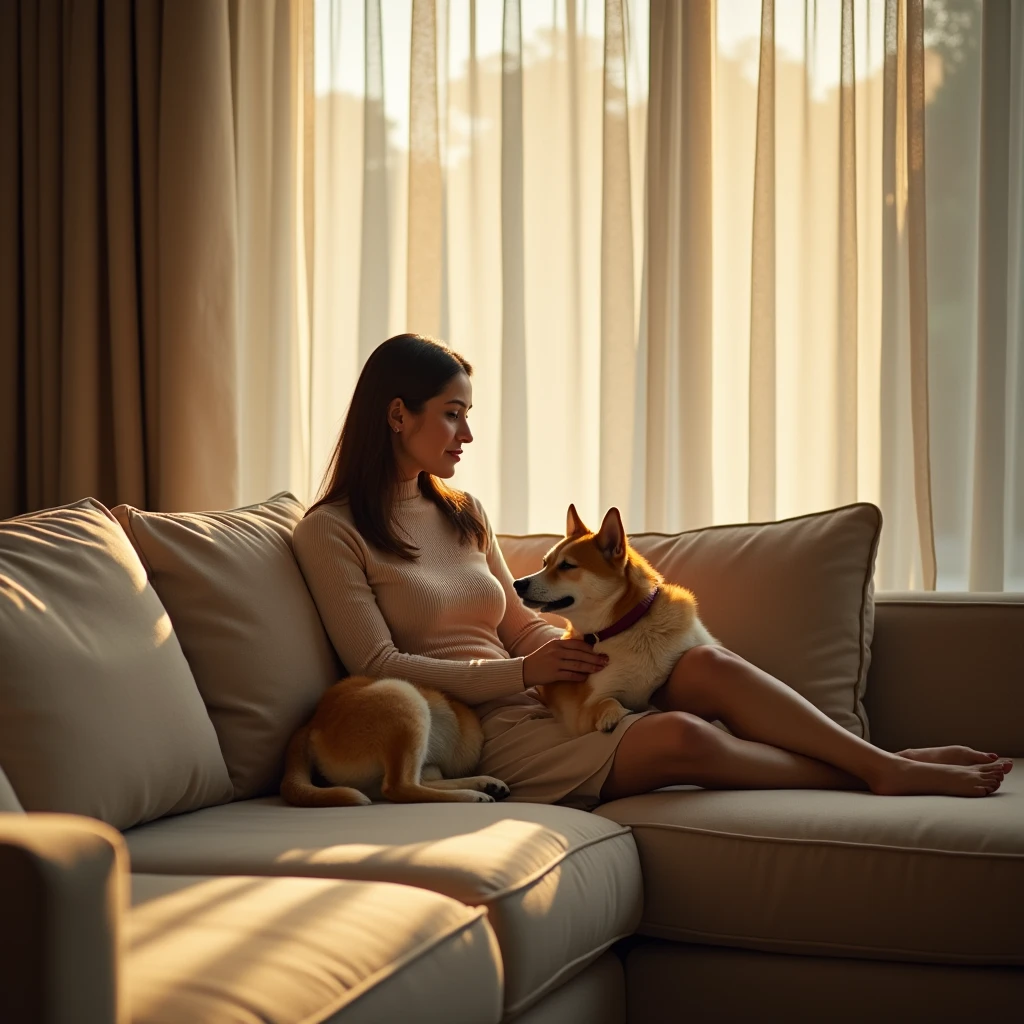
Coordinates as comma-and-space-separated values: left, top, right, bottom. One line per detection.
484, 781, 511, 801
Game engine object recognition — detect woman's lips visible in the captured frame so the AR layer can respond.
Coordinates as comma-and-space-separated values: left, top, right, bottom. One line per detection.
446, 450, 462, 461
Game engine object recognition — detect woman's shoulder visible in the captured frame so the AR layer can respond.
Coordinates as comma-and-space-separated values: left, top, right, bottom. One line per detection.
293, 500, 361, 555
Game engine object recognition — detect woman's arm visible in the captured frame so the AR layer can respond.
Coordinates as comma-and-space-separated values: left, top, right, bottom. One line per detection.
293, 511, 526, 706
476, 499, 566, 657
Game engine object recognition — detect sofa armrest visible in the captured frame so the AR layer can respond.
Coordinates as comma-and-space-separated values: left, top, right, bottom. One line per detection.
0, 814, 127, 1024
866, 592, 1024, 756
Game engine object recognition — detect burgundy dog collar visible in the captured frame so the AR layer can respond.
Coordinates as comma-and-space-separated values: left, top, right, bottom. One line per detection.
583, 587, 660, 645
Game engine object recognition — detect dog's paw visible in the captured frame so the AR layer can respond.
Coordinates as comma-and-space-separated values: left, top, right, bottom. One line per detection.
482, 778, 511, 801
470, 791, 496, 802
596, 706, 628, 733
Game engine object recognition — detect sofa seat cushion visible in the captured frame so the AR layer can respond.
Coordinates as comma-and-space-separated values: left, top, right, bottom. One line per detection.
597, 762, 1023, 965
129, 873, 502, 1024
123, 799, 643, 1016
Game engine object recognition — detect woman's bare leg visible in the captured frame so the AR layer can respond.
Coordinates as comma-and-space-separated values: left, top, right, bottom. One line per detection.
601, 712, 863, 801
649, 646, 1008, 797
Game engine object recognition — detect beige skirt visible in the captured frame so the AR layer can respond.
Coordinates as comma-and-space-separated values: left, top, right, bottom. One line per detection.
476, 690, 655, 810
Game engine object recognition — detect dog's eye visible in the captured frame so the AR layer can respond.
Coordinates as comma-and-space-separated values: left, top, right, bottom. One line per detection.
557, 560, 576, 571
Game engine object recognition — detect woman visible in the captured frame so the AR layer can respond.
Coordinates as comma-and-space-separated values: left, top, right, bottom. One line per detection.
292, 334, 1009, 808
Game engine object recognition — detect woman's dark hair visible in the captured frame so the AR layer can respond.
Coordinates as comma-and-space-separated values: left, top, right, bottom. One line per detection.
307, 333, 488, 560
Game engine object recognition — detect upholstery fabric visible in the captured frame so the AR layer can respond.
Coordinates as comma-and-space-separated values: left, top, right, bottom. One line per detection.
625, 940, 1024, 1023
513, 952, 626, 1024
122, 799, 643, 1016
0, 766, 22, 812
0, 814, 127, 1024
113, 493, 341, 798
0, 499, 231, 828
500, 502, 881, 736
867, 593, 1024, 757
598, 763, 1023, 964
128, 874, 502, 1024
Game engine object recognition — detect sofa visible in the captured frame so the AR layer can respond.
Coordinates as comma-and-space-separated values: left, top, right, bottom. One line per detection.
1, 493, 1021, 1024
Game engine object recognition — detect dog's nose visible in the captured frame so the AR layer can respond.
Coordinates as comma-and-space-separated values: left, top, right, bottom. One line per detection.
513, 578, 529, 596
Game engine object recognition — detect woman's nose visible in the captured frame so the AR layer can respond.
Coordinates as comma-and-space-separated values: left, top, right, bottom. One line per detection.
459, 424, 473, 444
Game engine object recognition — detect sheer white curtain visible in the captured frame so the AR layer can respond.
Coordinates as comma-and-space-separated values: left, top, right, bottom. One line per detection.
310, 0, 648, 537
308, 0, 1024, 591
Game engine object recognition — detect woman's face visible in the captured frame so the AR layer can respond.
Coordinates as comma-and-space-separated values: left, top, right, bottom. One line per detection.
389, 372, 474, 480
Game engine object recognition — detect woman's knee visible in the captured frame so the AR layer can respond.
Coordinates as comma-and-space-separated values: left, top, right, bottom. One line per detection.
678, 643, 735, 681
646, 711, 720, 761
655, 644, 736, 710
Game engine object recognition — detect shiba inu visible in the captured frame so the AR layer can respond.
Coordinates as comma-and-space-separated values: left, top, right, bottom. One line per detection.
513, 505, 717, 736
281, 676, 511, 805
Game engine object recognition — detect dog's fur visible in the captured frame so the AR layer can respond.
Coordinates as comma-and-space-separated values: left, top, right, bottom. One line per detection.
514, 505, 717, 736
281, 676, 510, 806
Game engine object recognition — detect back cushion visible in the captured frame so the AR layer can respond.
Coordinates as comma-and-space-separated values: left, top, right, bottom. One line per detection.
500, 503, 881, 737
113, 493, 341, 799
0, 500, 233, 829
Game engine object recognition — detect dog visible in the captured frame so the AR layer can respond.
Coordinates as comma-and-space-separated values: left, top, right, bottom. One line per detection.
513, 504, 717, 736
281, 675, 511, 806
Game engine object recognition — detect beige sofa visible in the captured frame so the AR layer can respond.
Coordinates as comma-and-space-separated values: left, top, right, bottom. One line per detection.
1, 497, 1021, 1023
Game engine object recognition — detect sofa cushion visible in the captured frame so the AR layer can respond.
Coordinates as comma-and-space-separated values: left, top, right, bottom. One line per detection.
0, 766, 22, 812
113, 493, 341, 799
0, 499, 232, 829
129, 873, 502, 1023
123, 799, 643, 1016
500, 502, 881, 737
596, 762, 1023, 965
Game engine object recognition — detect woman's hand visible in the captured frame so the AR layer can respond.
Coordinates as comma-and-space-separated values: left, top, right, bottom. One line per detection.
522, 638, 609, 686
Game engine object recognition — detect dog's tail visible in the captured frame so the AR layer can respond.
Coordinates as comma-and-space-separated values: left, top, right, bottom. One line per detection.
280, 723, 371, 807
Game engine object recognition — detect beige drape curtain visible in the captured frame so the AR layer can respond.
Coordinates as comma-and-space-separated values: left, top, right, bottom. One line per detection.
0, 0, 313, 519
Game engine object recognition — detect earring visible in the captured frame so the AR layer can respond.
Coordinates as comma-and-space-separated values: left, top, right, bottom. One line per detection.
393, 426, 400, 433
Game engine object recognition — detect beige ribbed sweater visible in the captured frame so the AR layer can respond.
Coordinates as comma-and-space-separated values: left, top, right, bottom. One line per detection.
292, 478, 562, 705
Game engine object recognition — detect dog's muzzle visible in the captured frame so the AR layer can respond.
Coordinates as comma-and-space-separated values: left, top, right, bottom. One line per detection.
513, 577, 575, 614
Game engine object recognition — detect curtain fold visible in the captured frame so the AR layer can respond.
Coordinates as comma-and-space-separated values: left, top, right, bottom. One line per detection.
645, 0, 714, 531
2, 0, 314, 517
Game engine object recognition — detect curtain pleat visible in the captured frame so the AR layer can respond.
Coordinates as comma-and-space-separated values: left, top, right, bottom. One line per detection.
356, 0, 387, 365
645, 0, 713, 531
904, 0, 936, 589
599, 0, 636, 513
748, 0, 777, 522
1008, 5, 1024, 587
837, 0, 858, 505
158, 0, 239, 511
500, 0, 528, 531
0, 0, 19, 519
970, 0, 1013, 591
232, 0, 314, 506
408, 0, 442, 337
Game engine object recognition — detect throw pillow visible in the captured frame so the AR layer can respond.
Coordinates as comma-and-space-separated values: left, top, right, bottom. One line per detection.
112, 493, 341, 799
0, 499, 233, 828
499, 503, 882, 737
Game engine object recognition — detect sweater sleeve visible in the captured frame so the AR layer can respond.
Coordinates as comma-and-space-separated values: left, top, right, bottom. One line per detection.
292, 507, 527, 705
474, 498, 565, 658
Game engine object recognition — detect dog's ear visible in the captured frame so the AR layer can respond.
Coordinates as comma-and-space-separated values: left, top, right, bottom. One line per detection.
566, 504, 589, 538
596, 508, 626, 562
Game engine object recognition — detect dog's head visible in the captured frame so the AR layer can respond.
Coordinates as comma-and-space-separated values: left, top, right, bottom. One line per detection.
512, 505, 633, 632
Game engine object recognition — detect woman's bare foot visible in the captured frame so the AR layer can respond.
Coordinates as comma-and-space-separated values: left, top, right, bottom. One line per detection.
898, 746, 1013, 773
869, 756, 1006, 797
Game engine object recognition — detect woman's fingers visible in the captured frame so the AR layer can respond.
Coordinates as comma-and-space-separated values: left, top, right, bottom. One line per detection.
558, 639, 602, 655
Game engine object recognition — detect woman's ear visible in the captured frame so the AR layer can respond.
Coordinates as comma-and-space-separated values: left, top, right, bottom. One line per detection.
387, 398, 405, 434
